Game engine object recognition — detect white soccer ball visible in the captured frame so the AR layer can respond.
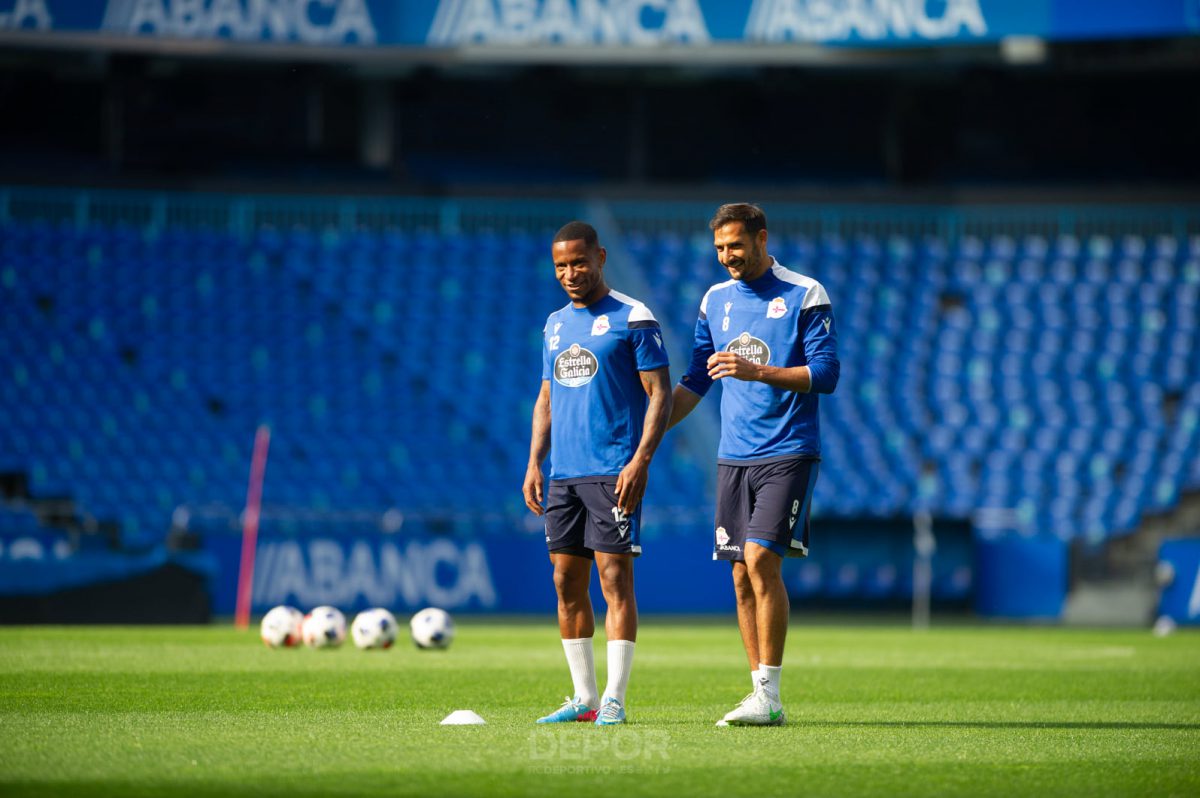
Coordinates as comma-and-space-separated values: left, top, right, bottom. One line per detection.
302, 606, 347, 649
410, 607, 455, 650
260, 605, 304, 648
351, 608, 399, 650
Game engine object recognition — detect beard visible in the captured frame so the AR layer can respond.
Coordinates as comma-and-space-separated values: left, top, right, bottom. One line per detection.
728, 247, 767, 280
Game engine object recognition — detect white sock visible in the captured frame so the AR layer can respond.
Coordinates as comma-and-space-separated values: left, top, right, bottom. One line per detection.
562, 638, 598, 709
759, 663, 782, 703
602, 640, 635, 704
751, 667, 762, 690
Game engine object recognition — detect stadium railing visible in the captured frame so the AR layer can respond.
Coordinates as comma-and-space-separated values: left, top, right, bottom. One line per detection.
0, 187, 579, 237
608, 199, 1200, 242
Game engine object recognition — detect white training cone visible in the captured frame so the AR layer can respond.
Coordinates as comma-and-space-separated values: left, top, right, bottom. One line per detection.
440, 710, 486, 725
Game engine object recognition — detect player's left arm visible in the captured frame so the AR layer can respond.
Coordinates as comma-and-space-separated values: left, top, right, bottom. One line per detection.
709, 295, 840, 394
615, 366, 672, 516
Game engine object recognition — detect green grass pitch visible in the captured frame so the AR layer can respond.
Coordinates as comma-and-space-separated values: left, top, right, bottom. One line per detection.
1, 621, 1198, 797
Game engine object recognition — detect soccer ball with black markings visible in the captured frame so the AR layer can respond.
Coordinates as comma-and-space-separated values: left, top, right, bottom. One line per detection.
260, 605, 304, 648
351, 608, 399, 650
409, 607, 455, 650
302, 606, 346, 649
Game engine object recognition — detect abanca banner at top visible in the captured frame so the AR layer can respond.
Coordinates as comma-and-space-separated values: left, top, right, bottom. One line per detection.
1, 0, 1197, 50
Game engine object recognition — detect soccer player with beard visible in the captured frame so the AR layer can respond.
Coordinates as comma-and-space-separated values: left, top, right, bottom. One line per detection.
669, 203, 840, 726
523, 221, 672, 726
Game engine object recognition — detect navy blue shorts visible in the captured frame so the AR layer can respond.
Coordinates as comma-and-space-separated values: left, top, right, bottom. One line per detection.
545, 480, 641, 559
714, 457, 818, 562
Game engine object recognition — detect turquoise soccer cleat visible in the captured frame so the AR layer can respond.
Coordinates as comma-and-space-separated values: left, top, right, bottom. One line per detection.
593, 697, 626, 726
536, 696, 598, 724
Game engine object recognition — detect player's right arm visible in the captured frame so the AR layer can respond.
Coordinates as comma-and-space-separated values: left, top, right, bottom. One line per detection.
668, 310, 715, 430
523, 379, 551, 516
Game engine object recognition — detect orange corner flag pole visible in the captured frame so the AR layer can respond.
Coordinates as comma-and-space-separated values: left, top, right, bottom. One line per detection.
234, 425, 271, 630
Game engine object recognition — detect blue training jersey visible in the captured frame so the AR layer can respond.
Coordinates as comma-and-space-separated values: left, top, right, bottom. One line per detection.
680, 259, 839, 464
542, 290, 670, 481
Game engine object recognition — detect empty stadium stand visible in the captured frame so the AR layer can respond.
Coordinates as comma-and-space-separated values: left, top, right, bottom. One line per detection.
617, 202, 1200, 546
0, 190, 709, 550
1, 189, 1197, 602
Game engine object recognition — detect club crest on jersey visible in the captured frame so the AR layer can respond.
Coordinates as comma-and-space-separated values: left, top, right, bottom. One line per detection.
726, 332, 771, 366
716, 527, 730, 546
767, 297, 787, 319
591, 315, 610, 336
554, 343, 599, 388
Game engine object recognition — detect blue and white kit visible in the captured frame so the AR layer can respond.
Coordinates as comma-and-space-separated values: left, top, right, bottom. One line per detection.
679, 259, 840, 559
680, 259, 839, 463
541, 290, 669, 556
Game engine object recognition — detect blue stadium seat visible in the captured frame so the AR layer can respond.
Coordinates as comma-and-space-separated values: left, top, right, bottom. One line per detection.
3, 209, 1198, 550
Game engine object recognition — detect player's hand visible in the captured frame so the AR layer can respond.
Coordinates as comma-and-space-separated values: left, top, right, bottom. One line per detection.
615, 458, 649, 517
523, 463, 545, 516
707, 351, 760, 382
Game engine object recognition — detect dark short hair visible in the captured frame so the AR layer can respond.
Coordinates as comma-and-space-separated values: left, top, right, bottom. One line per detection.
553, 221, 600, 249
709, 203, 767, 236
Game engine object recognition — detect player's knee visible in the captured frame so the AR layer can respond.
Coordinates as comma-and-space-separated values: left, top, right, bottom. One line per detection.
596, 560, 632, 598
732, 581, 755, 606
746, 570, 780, 595
553, 566, 588, 601
730, 565, 754, 600
745, 556, 782, 591
746, 546, 782, 573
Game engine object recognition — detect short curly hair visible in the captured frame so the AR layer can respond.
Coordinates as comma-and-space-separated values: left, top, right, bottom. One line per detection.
553, 221, 599, 249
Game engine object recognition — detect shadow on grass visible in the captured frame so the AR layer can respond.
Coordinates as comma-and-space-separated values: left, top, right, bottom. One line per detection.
806, 720, 1200, 731
581, 716, 1200, 732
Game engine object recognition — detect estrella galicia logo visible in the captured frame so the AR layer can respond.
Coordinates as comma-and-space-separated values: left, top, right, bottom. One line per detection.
726, 332, 771, 365
554, 343, 599, 387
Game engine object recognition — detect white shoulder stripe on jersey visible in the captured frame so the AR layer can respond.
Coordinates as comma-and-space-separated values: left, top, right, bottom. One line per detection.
609, 289, 659, 323
700, 278, 737, 315
802, 282, 831, 310
770, 262, 831, 309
